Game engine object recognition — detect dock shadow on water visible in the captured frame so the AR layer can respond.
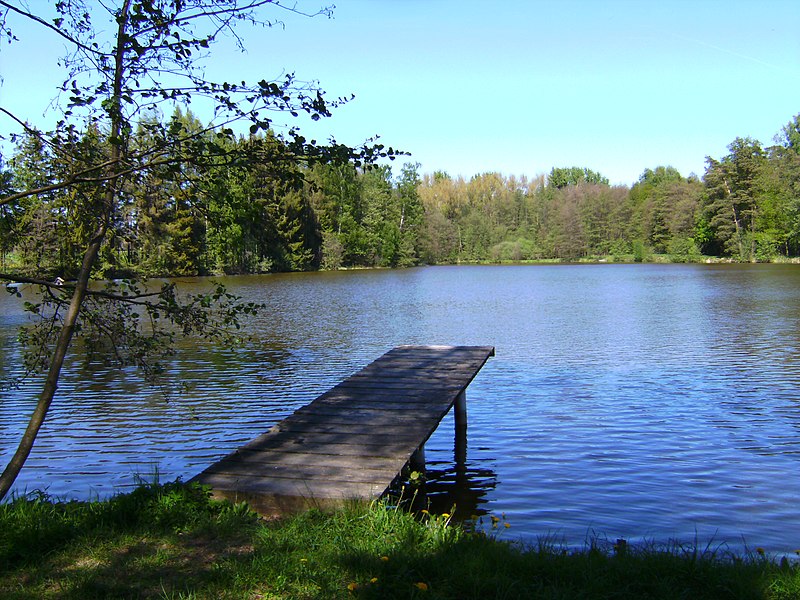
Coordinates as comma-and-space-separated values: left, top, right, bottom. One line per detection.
386, 424, 498, 521
389, 460, 499, 521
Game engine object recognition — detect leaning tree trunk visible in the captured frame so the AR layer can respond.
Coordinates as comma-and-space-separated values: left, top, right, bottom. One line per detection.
0, 228, 106, 500
0, 0, 129, 501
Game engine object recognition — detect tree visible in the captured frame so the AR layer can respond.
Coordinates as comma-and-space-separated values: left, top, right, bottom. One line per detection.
277, 186, 321, 270
0, 154, 15, 269
0, 0, 396, 501
549, 185, 586, 259
417, 173, 460, 264
758, 114, 800, 256
781, 113, 800, 153
701, 137, 765, 260
6, 130, 64, 275
577, 184, 629, 256
547, 166, 609, 189
628, 166, 702, 255
361, 165, 396, 266
309, 163, 371, 266
394, 162, 424, 267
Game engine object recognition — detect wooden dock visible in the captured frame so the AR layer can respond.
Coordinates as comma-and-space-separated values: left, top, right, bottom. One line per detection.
191, 345, 494, 514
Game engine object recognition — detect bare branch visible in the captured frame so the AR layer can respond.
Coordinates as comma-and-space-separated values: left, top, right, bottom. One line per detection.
1, 272, 175, 304
0, 0, 106, 56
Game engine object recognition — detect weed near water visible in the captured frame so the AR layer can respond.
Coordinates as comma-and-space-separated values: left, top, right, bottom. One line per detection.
1, 481, 798, 599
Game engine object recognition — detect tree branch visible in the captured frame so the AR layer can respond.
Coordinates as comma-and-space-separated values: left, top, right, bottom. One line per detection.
1, 272, 174, 304
0, 0, 106, 56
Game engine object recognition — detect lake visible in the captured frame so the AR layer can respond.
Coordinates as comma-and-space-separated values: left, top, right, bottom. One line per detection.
2, 263, 800, 554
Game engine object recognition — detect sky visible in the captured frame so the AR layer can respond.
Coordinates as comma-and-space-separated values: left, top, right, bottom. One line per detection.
1, 0, 799, 186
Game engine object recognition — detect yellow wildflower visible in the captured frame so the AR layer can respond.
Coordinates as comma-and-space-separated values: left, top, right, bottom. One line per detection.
415, 582, 429, 592
504, 522, 511, 528
370, 577, 379, 584
380, 555, 390, 562
441, 513, 450, 518
347, 582, 359, 592
756, 547, 766, 556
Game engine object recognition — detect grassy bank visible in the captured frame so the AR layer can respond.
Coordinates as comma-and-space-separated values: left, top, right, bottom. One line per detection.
1, 482, 798, 599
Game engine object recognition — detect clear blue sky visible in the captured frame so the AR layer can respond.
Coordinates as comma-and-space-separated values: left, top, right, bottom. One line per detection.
1, 0, 799, 185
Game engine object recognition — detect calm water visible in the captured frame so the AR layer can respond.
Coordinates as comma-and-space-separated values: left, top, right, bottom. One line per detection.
2, 264, 800, 553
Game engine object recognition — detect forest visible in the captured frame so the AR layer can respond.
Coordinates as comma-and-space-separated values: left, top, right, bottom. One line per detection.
2, 110, 800, 279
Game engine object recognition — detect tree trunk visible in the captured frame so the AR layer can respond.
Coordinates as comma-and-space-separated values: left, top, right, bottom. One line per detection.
723, 178, 746, 260
0, 0, 129, 501
0, 229, 105, 500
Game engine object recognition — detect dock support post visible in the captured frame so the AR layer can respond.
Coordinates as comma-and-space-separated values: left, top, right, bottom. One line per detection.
454, 390, 467, 470
410, 444, 426, 473
455, 390, 467, 429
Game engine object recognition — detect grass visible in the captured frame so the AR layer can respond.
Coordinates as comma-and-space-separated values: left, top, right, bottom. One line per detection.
1, 482, 798, 599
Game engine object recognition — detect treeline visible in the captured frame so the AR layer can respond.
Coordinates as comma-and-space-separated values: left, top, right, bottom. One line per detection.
0, 109, 423, 277
2, 111, 800, 278
416, 115, 800, 263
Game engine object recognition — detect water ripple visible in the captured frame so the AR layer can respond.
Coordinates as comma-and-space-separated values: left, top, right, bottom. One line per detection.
3, 264, 800, 552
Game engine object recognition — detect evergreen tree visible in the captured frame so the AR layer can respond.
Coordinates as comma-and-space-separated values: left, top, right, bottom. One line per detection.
361, 165, 397, 266
701, 138, 765, 260
0, 154, 16, 269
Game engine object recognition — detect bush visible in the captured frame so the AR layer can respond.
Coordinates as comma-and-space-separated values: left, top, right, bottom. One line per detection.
632, 240, 650, 262
489, 238, 539, 262
668, 236, 702, 262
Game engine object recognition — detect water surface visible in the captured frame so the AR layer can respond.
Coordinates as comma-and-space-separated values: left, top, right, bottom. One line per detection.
2, 264, 799, 553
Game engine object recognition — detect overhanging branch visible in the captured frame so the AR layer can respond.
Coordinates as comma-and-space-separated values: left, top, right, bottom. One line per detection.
1, 273, 174, 304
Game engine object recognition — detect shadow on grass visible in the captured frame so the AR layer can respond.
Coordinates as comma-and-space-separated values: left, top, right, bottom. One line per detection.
0, 482, 259, 599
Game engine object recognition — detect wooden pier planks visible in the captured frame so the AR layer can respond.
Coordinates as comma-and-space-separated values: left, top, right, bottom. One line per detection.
191, 345, 495, 514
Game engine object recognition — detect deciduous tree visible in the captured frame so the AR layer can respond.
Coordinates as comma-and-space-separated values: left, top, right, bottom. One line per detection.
0, 0, 395, 500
